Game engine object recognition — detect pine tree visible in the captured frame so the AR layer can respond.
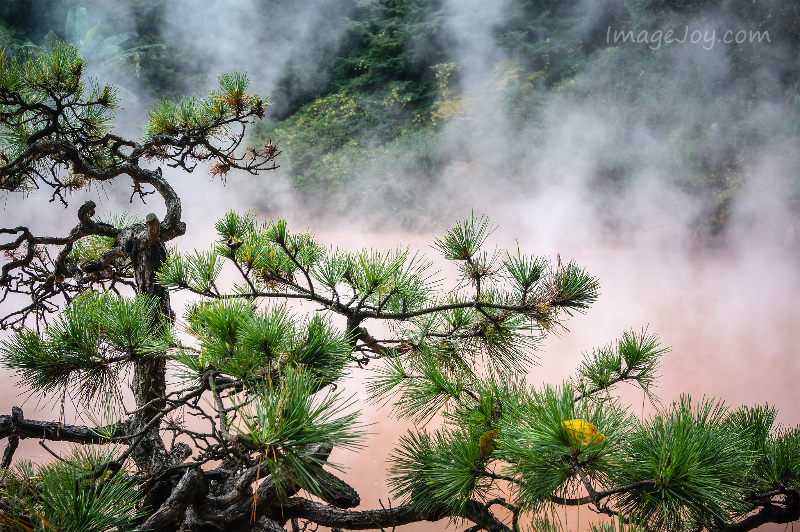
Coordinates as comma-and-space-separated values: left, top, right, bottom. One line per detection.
1, 44, 799, 532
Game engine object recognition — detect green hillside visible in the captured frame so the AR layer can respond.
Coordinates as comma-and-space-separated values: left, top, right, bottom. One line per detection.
2, 0, 798, 230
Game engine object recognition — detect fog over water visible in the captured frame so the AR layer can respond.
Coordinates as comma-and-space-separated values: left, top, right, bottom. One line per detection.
2, 1, 800, 530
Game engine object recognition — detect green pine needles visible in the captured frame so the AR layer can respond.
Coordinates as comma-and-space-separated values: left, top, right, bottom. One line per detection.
612, 397, 754, 531
232, 367, 365, 499
177, 298, 351, 384
1, 292, 169, 405
0, 447, 141, 532
0, 42, 120, 192
146, 72, 265, 138
3, 206, 800, 531
152, 210, 800, 530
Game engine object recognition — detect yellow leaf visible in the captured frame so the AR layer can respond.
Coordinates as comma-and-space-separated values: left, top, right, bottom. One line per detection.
479, 429, 498, 460
561, 419, 605, 446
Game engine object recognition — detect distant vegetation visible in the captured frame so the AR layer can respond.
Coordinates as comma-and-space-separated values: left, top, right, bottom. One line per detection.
3, 0, 799, 230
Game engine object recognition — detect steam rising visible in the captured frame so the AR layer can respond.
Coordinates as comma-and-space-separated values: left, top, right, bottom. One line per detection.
3, 1, 800, 529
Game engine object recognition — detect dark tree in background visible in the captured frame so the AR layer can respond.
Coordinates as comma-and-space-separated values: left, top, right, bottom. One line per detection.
1, 45, 800, 532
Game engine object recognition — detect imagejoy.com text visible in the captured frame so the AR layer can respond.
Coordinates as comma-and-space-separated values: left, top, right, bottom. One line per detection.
607, 26, 771, 51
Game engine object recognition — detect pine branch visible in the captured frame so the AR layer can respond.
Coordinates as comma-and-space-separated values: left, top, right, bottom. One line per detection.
0, 406, 128, 443
725, 490, 800, 531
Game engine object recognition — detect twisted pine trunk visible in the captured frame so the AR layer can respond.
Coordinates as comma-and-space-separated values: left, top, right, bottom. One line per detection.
124, 214, 171, 471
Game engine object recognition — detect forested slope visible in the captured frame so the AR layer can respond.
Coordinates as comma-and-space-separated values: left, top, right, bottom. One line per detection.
3, 0, 798, 231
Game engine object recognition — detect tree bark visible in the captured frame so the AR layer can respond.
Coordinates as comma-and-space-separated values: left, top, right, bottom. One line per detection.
726, 491, 800, 532
273, 498, 512, 532
0, 406, 126, 443
123, 218, 171, 471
